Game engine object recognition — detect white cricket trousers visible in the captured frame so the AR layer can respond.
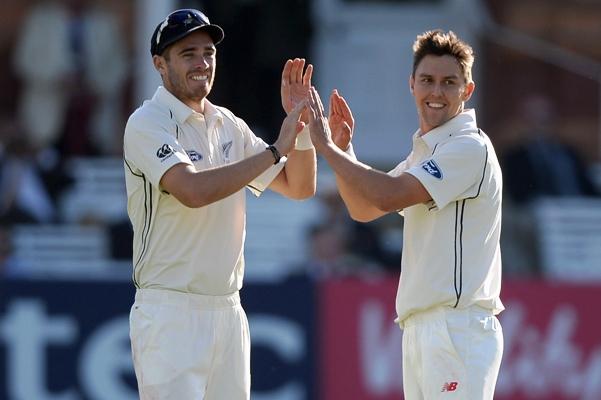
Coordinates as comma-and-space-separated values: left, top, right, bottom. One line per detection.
401, 305, 503, 400
129, 288, 250, 400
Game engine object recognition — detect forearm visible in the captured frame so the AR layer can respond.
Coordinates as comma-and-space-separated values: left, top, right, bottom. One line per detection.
321, 143, 406, 213
166, 149, 277, 208
270, 147, 316, 199
334, 171, 386, 222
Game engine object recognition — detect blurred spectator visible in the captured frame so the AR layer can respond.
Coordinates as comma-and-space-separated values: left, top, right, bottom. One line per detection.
0, 121, 57, 225
296, 170, 401, 280
500, 93, 600, 277
501, 93, 599, 204
12, 0, 128, 156
302, 223, 367, 280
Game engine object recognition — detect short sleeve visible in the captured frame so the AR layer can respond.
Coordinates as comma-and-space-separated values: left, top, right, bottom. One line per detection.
406, 137, 486, 210
388, 158, 410, 177
237, 117, 285, 196
123, 114, 191, 189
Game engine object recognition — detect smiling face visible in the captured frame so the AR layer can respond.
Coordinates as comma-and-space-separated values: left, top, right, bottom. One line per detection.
153, 30, 216, 112
410, 54, 474, 134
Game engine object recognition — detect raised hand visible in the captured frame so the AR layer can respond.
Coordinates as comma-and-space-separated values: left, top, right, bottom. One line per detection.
274, 100, 307, 156
281, 58, 313, 122
328, 90, 354, 151
306, 87, 333, 153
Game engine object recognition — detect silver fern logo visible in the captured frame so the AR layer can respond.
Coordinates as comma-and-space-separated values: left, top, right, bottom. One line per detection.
222, 141, 233, 160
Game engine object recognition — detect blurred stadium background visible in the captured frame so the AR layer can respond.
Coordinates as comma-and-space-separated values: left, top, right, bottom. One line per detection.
1, 0, 601, 399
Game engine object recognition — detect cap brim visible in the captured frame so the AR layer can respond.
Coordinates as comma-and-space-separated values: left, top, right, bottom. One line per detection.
156, 24, 224, 55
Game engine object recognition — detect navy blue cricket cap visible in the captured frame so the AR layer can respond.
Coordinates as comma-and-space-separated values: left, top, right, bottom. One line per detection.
150, 9, 224, 56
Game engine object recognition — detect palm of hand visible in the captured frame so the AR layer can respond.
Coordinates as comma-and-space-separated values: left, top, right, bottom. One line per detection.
284, 84, 307, 111
284, 84, 310, 122
329, 112, 352, 150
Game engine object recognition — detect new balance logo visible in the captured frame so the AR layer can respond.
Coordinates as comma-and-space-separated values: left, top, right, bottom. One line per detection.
441, 381, 458, 392
156, 144, 174, 159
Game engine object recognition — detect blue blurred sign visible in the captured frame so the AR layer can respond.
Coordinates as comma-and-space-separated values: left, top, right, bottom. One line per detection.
0, 277, 315, 400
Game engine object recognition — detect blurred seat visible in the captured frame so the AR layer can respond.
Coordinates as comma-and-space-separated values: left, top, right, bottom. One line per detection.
244, 190, 321, 282
10, 224, 129, 278
534, 197, 601, 281
59, 157, 127, 223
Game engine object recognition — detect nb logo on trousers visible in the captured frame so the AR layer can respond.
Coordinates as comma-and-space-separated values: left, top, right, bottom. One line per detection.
441, 381, 458, 392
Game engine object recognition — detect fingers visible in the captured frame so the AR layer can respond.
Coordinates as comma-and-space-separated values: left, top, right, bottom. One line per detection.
338, 94, 352, 118
308, 87, 326, 120
303, 64, 313, 87
281, 59, 293, 87
331, 90, 342, 116
295, 59, 305, 84
285, 58, 313, 85
315, 87, 325, 115
332, 90, 354, 126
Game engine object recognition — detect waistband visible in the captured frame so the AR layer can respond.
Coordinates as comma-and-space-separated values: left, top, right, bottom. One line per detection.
135, 288, 240, 310
401, 304, 493, 329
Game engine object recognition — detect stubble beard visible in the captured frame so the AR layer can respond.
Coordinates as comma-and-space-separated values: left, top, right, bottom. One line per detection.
166, 67, 212, 105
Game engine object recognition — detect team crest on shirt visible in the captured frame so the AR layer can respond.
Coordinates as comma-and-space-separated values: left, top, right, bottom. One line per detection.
421, 159, 443, 179
186, 150, 203, 162
222, 140, 233, 159
156, 144, 174, 160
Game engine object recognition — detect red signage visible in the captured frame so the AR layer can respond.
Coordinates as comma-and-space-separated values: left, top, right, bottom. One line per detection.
496, 280, 601, 400
319, 277, 601, 400
319, 276, 402, 400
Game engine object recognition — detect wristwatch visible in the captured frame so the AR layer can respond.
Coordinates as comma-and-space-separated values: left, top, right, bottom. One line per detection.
266, 145, 282, 165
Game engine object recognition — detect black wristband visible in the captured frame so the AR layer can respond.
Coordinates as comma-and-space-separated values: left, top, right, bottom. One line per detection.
267, 145, 282, 165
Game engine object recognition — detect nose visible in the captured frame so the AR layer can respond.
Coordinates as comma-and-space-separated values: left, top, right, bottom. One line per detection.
195, 56, 210, 69
432, 83, 443, 96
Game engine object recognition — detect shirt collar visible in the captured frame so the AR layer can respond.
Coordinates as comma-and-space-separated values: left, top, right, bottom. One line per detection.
419, 109, 478, 149
154, 86, 223, 125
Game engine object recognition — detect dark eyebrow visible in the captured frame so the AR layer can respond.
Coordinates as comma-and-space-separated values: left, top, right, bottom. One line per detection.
178, 45, 216, 55
417, 73, 460, 80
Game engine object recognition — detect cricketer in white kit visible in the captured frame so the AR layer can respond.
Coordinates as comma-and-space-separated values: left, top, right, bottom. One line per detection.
123, 8, 316, 399
305, 30, 504, 399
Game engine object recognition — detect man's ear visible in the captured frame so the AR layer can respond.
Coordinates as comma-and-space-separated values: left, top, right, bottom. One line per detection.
153, 55, 166, 76
409, 75, 415, 94
463, 81, 475, 101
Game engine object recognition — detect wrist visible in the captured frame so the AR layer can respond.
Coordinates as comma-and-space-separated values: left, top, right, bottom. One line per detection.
344, 143, 356, 158
266, 145, 282, 165
294, 126, 314, 150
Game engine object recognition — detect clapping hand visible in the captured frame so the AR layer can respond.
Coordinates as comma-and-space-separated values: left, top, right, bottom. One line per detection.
274, 100, 307, 156
281, 58, 313, 123
328, 89, 354, 151
306, 87, 333, 152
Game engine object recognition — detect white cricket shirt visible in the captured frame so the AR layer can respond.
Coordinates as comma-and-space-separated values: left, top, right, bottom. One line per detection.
388, 109, 505, 326
123, 86, 283, 295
